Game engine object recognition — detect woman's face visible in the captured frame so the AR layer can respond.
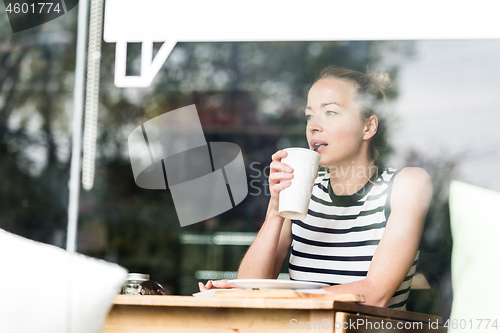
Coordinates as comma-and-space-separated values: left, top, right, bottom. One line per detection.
305, 78, 369, 167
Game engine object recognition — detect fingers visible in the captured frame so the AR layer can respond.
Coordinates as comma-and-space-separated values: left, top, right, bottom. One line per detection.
271, 150, 288, 162
268, 150, 295, 200
272, 180, 292, 193
269, 168, 293, 182
269, 161, 293, 174
269, 152, 293, 183
199, 280, 240, 291
211, 280, 224, 288
199, 280, 213, 291
212, 280, 239, 289
270, 150, 292, 173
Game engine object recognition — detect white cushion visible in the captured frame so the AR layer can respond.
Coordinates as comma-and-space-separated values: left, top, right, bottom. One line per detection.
449, 181, 500, 331
0, 229, 127, 333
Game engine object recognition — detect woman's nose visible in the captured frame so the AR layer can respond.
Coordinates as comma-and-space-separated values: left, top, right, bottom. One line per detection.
307, 117, 322, 132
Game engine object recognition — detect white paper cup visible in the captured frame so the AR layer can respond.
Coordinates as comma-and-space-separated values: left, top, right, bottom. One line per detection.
279, 148, 320, 220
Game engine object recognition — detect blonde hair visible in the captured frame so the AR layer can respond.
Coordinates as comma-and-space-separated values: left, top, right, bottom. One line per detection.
316, 66, 392, 167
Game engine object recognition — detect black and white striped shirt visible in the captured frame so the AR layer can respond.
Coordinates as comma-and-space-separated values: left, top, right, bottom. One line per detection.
289, 168, 417, 310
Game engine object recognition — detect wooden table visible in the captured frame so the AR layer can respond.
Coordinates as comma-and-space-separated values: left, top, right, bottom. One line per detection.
103, 295, 446, 333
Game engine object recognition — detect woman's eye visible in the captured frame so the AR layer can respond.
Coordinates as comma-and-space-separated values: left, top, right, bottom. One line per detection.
305, 115, 313, 121
326, 111, 336, 116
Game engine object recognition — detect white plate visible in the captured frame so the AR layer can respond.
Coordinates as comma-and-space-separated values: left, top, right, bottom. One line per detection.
226, 279, 329, 290
192, 288, 331, 297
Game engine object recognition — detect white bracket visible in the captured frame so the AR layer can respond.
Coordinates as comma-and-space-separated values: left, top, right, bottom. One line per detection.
114, 40, 176, 88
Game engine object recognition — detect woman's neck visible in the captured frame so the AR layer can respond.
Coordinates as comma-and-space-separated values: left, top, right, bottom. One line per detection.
328, 158, 377, 196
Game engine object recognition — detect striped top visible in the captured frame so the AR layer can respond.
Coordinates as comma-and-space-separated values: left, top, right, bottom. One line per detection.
288, 168, 418, 310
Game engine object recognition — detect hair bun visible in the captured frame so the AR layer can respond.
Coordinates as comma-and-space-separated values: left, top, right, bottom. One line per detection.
368, 69, 392, 90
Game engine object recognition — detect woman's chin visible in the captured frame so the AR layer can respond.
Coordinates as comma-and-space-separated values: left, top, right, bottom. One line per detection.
318, 155, 334, 168
318, 159, 334, 169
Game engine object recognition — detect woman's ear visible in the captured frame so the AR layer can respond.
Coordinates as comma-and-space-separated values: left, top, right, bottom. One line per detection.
363, 115, 378, 140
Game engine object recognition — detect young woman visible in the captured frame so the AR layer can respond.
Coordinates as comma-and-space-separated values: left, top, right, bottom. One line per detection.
199, 67, 432, 310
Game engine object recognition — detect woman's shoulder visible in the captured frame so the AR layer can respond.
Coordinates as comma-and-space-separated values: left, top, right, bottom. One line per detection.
383, 167, 433, 234
391, 167, 433, 201
378, 166, 430, 181
393, 167, 431, 184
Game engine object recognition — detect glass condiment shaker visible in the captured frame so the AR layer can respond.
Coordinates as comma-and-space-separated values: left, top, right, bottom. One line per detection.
122, 273, 150, 295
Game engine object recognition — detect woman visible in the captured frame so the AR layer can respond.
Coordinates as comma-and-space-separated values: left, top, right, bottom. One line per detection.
199, 66, 432, 310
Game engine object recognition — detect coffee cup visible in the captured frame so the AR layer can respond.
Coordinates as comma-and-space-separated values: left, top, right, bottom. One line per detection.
278, 148, 320, 220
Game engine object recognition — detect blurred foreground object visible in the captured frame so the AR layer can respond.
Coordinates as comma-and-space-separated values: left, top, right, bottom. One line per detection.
449, 181, 500, 332
0, 229, 127, 333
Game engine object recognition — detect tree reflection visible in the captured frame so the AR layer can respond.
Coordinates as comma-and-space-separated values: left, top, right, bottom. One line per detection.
0, 15, 75, 244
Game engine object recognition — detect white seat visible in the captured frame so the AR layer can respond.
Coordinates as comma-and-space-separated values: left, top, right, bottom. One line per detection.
449, 181, 500, 332
0, 229, 127, 333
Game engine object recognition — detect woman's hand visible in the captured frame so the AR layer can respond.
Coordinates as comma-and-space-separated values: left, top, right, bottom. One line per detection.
268, 150, 294, 213
198, 279, 240, 292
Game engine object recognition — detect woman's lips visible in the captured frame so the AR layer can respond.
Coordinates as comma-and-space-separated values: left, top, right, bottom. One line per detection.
316, 144, 328, 153
312, 143, 328, 152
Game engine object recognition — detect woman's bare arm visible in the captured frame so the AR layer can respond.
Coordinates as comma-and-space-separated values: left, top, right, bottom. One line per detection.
321, 167, 432, 307
199, 150, 294, 290
238, 150, 294, 278
273, 218, 293, 278
237, 214, 292, 279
